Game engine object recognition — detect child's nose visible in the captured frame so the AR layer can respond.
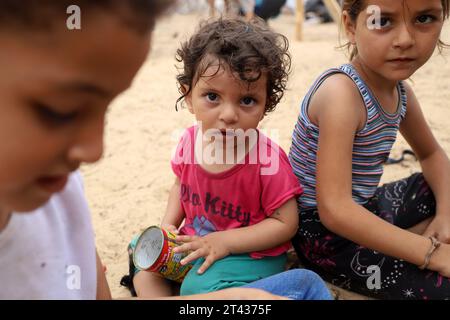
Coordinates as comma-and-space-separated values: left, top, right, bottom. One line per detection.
219, 103, 238, 124
67, 117, 105, 164
393, 23, 415, 49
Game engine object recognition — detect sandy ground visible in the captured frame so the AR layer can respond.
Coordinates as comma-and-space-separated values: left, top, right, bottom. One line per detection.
80, 11, 450, 298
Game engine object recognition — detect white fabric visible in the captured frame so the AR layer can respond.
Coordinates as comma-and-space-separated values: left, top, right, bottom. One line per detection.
0, 171, 97, 300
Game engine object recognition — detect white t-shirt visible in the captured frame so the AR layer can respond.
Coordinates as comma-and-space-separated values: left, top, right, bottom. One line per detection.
0, 171, 97, 299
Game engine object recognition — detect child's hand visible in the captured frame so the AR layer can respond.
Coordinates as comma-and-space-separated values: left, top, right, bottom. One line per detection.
429, 242, 450, 278
423, 215, 450, 244
162, 224, 179, 235
173, 232, 230, 274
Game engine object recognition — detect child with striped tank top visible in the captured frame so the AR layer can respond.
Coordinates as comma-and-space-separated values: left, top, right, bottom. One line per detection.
289, 0, 450, 299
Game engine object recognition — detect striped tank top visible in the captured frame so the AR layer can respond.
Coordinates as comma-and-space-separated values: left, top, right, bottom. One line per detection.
289, 64, 407, 209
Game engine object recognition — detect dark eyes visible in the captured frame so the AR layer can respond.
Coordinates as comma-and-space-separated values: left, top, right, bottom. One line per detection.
241, 97, 256, 106
416, 15, 436, 24
379, 17, 391, 28
205, 93, 257, 107
206, 93, 218, 102
377, 14, 437, 29
34, 103, 78, 124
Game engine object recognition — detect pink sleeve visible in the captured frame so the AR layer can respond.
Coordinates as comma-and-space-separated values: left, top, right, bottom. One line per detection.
260, 147, 303, 217
171, 158, 183, 179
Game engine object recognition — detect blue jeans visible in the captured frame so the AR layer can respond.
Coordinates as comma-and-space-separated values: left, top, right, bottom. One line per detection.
243, 269, 333, 300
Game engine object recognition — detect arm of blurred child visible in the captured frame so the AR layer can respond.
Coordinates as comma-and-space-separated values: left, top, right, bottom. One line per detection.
96, 250, 112, 300
159, 287, 289, 300
173, 197, 299, 274
161, 177, 184, 234
122, 287, 289, 300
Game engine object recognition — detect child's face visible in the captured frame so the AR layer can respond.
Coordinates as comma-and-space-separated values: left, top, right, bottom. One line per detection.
345, 0, 444, 81
0, 13, 150, 214
185, 61, 267, 141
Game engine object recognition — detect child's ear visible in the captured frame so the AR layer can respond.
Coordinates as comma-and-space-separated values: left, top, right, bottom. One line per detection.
186, 97, 194, 114
181, 85, 194, 114
342, 11, 357, 45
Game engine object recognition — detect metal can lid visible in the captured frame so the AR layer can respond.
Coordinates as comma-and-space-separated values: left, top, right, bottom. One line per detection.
133, 226, 164, 270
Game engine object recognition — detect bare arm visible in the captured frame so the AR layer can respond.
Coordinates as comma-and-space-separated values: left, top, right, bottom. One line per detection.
119, 287, 287, 300
312, 75, 450, 276
174, 197, 298, 273
160, 177, 184, 231
159, 287, 288, 300
96, 250, 112, 300
217, 198, 298, 254
399, 82, 450, 242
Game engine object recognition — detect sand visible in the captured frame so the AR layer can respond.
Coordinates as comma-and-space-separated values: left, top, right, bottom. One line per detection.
80, 11, 450, 298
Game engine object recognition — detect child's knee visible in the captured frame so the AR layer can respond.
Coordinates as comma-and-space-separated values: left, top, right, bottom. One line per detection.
133, 271, 173, 298
289, 269, 333, 299
287, 269, 327, 287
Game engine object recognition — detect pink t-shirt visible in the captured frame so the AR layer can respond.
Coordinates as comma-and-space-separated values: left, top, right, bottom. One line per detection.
171, 126, 303, 258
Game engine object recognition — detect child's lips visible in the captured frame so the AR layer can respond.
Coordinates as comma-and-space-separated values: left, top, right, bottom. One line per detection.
219, 129, 236, 136
388, 57, 415, 63
36, 174, 69, 193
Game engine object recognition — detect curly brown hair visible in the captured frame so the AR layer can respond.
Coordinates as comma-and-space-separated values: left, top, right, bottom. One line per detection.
341, 0, 450, 60
0, 0, 175, 33
175, 18, 291, 114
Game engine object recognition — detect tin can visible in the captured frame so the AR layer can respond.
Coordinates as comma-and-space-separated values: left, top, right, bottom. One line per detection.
132, 226, 192, 283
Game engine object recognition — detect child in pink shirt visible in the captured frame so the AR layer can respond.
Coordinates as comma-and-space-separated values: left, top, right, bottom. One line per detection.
172, 125, 301, 260
132, 18, 302, 297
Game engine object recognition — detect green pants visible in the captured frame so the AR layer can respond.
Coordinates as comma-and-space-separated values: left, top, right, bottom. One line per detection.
180, 253, 287, 296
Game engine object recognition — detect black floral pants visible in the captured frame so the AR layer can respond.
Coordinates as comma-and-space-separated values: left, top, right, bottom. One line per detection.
293, 173, 450, 299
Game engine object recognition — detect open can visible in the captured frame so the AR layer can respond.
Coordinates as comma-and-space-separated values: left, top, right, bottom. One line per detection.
132, 226, 192, 283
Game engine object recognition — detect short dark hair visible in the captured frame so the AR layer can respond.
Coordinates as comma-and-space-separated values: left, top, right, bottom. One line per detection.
0, 0, 175, 33
176, 18, 291, 114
